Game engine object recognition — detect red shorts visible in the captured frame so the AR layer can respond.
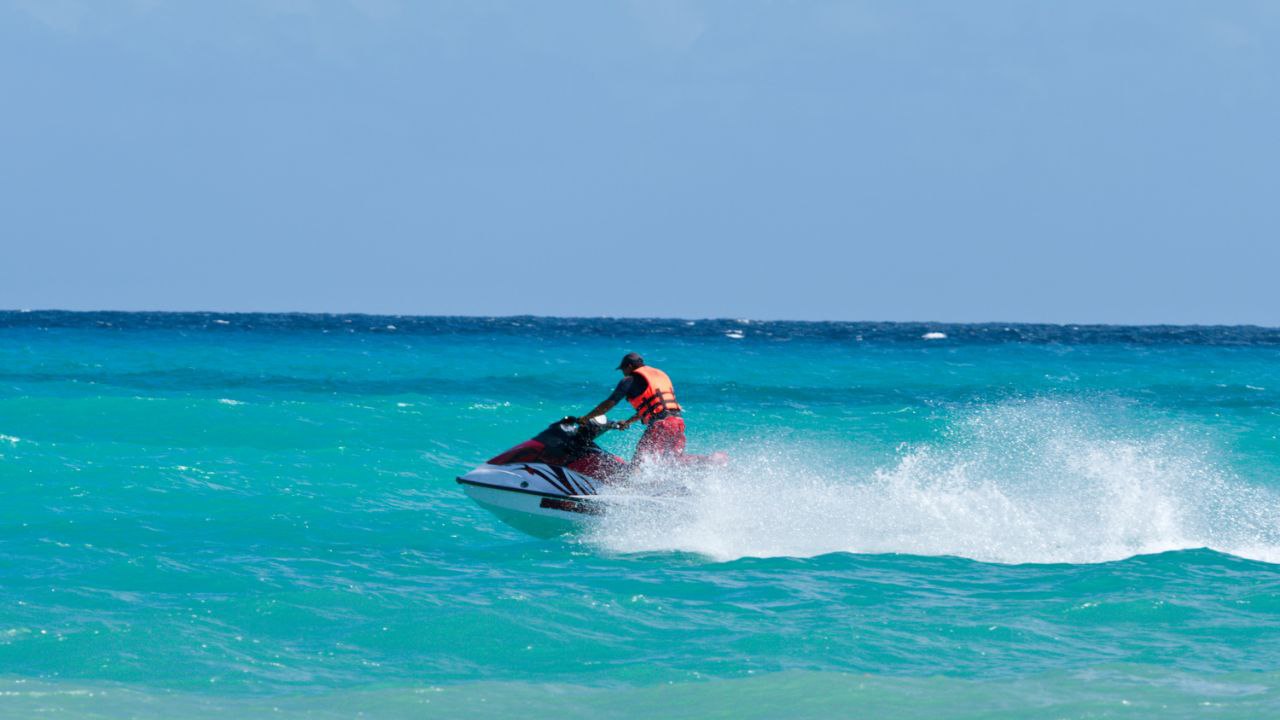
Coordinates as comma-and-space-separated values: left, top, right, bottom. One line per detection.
634, 415, 686, 464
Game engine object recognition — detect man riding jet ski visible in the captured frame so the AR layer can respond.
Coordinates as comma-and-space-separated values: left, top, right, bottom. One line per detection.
456, 416, 726, 538
576, 353, 686, 465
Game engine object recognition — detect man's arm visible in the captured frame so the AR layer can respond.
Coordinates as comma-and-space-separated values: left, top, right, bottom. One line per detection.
578, 398, 618, 424
578, 377, 634, 424
579, 403, 639, 428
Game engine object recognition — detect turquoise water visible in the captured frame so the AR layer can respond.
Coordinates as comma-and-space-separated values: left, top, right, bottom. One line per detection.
2, 312, 1280, 718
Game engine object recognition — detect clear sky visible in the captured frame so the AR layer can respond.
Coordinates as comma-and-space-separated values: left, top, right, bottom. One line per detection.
2, 1, 1277, 324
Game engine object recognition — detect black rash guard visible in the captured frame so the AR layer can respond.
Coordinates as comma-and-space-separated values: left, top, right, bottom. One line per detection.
604, 375, 648, 405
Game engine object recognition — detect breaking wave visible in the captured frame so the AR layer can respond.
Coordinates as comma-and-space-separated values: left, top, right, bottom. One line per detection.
586, 400, 1280, 565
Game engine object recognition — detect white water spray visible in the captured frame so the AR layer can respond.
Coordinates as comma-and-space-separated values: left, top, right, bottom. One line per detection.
587, 400, 1280, 564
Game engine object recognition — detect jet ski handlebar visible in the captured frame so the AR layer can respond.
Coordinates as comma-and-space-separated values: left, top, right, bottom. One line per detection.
560, 417, 629, 434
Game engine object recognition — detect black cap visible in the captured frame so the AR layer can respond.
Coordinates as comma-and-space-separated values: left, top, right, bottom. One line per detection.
617, 352, 644, 370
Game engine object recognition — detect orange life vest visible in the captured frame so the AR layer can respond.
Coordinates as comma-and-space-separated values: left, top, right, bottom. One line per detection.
628, 366, 683, 423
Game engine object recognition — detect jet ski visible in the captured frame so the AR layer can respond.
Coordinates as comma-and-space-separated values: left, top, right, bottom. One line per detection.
456, 416, 724, 538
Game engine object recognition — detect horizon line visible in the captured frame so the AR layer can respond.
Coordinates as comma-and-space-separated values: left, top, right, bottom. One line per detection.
2, 308, 1277, 331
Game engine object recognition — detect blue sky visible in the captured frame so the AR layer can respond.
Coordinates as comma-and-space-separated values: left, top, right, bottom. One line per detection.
2, 1, 1277, 324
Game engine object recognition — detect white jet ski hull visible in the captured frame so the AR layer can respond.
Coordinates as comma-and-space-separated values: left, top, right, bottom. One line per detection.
457, 463, 604, 538
457, 462, 689, 538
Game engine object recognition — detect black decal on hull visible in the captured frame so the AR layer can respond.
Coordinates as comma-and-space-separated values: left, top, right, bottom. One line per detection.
539, 498, 603, 515
522, 464, 572, 495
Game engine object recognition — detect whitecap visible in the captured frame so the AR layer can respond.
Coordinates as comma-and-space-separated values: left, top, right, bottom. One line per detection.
213, 319, 230, 325
217, 399, 244, 406
725, 331, 745, 340
0, 434, 20, 445
922, 331, 947, 340
469, 401, 511, 411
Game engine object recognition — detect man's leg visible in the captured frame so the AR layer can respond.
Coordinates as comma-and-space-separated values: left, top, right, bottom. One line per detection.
633, 416, 686, 464
664, 416, 686, 456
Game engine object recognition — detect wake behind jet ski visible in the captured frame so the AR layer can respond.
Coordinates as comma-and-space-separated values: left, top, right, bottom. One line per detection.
456, 416, 725, 538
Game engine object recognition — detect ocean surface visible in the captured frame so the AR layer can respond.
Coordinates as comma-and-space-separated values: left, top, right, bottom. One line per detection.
2, 311, 1280, 719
